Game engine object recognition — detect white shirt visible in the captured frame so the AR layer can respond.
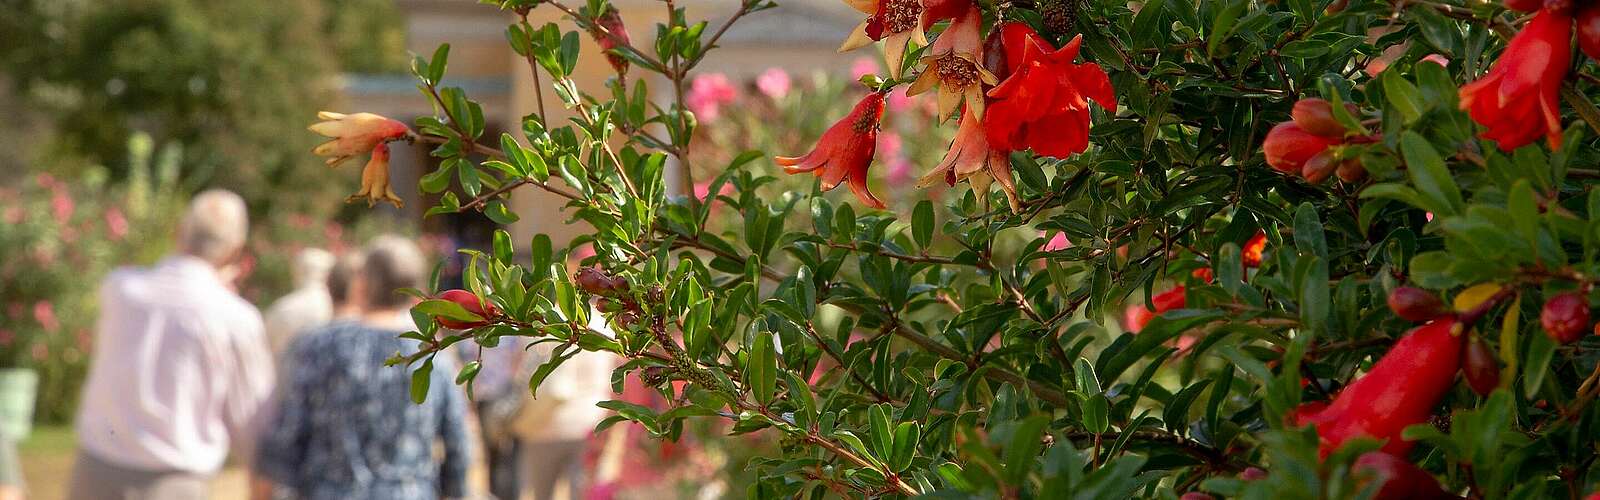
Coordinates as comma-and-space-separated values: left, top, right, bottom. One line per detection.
75, 256, 276, 473
262, 285, 332, 357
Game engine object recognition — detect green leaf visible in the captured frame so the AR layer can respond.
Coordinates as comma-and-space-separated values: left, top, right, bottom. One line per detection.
1400, 132, 1464, 216
427, 44, 450, 85
410, 358, 434, 404
492, 229, 514, 264
455, 360, 481, 385
748, 330, 777, 405
1522, 330, 1557, 398
1002, 414, 1050, 484
1081, 394, 1109, 434
889, 422, 920, 473
414, 299, 483, 323
485, 199, 521, 224
1382, 71, 1425, 124
912, 200, 934, 249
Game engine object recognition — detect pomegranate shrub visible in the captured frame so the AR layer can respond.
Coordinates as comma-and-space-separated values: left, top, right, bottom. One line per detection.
320, 0, 1600, 497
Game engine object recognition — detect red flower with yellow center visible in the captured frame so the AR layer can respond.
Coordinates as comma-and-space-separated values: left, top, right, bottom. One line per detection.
1459, 10, 1571, 151
839, 0, 965, 79
918, 108, 1018, 211
906, 4, 997, 121
982, 24, 1116, 158
777, 92, 888, 209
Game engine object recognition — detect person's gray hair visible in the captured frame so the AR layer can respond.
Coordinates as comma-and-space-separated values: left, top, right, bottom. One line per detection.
177, 189, 249, 265
327, 251, 365, 308
360, 234, 427, 310
291, 248, 335, 288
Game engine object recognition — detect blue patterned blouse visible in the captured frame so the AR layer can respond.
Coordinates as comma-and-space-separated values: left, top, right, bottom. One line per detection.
255, 321, 471, 500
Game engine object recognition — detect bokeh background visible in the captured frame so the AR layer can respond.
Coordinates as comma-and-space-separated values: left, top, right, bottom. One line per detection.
0, 0, 981, 498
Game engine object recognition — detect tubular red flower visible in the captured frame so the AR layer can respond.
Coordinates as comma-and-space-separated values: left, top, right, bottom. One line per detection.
309, 111, 410, 167
1293, 318, 1464, 458
1126, 285, 1186, 333
918, 108, 1018, 210
350, 143, 403, 208
777, 92, 888, 209
1458, 10, 1571, 151
982, 25, 1115, 158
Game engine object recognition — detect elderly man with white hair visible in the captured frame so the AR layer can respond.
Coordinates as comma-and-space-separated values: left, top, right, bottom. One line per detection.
70, 189, 276, 500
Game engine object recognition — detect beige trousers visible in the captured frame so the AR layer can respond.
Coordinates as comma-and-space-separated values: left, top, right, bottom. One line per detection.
519, 439, 586, 500
66, 450, 209, 500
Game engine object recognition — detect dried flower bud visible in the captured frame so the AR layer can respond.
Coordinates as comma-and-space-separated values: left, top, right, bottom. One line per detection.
1387, 286, 1446, 322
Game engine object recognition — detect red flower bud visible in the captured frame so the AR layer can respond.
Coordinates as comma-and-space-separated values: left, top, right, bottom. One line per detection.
1387, 286, 1446, 322
1301, 149, 1339, 184
1540, 292, 1590, 344
1191, 266, 1215, 283
1463, 335, 1500, 397
1579, 2, 1600, 61
981, 24, 1009, 82
575, 267, 627, 296
437, 289, 497, 329
1291, 98, 1351, 138
1335, 157, 1367, 183
1242, 231, 1268, 268
1264, 122, 1339, 174
1351, 452, 1453, 500
591, 5, 631, 75
1294, 318, 1464, 458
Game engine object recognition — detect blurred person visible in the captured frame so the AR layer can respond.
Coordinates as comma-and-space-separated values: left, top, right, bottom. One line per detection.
466, 335, 533, 500
70, 189, 275, 500
262, 248, 335, 356
326, 251, 366, 319
253, 235, 471, 500
0, 434, 21, 500
510, 310, 619, 500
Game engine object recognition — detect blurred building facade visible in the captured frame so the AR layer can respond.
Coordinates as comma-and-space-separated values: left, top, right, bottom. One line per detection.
334, 0, 863, 246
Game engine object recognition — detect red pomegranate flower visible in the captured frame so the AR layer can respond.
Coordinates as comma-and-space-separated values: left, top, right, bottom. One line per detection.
1459, 10, 1571, 151
905, 4, 996, 121
839, 0, 951, 79
777, 92, 888, 209
310, 111, 411, 208
982, 24, 1116, 158
918, 108, 1018, 210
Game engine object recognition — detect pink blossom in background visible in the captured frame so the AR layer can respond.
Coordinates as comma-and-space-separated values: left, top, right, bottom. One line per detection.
0, 330, 13, 347
850, 57, 878, 80
685, 73, 738, 122
1421, 54, 1449, 67
104, 207, 128, 241
35, 173, 58, 189
3, 206, 22, 225
886, 87, 914, 113
755, 68, 791, 99
289, 213, 315, 229
585, 482, 619, 500
693, 181, 735, 202
1043, 232, 1072, 251
878, 131, 903, 160
1425, 212, 1434, 222
51, 188, 75, 224
886, 159, 914, 184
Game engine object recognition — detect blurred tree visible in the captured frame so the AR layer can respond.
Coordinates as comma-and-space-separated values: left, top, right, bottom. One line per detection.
0, 0, 406, 215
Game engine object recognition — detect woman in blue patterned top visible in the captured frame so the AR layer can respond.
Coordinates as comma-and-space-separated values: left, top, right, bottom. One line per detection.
253, 236, 471, 500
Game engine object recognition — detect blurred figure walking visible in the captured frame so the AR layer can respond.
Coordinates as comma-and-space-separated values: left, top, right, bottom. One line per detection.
253, 235, 471, 500
263, 248, 335, 356
70, 189, 276, 500
510, 312, 618, 500
326, 251, 366, 320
